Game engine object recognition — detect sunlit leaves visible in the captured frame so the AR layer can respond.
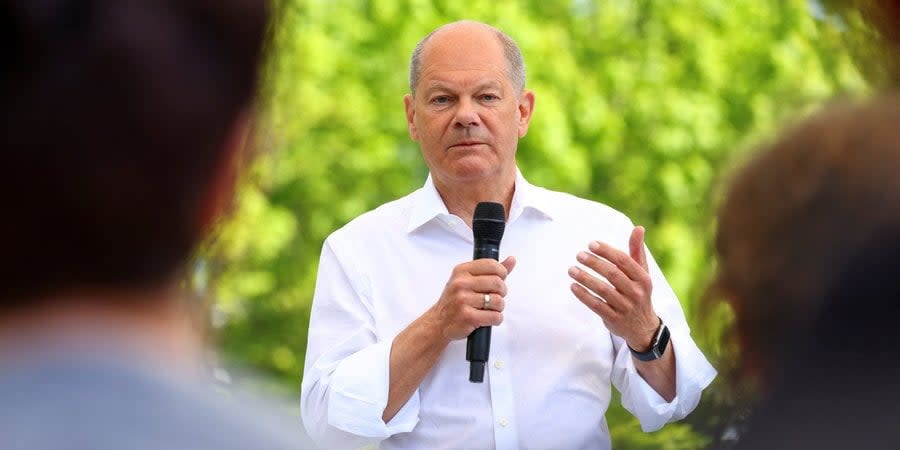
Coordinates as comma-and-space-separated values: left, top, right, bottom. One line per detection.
206, 0, 868, 446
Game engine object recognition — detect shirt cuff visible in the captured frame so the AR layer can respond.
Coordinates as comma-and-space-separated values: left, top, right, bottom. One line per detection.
327, 340, 421, 437
621, 329, 717, 432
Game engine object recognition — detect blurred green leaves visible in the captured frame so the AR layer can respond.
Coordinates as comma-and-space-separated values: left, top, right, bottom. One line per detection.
202, 1, 868, 447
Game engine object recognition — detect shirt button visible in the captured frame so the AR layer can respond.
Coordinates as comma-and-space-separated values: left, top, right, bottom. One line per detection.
499, 418, 509, 427
494, 360, 504, 369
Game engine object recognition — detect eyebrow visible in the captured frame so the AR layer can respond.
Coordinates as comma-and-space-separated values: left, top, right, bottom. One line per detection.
422, 80, 504, 95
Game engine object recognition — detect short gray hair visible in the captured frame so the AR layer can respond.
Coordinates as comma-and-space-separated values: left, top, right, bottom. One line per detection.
409, 22, 526, 97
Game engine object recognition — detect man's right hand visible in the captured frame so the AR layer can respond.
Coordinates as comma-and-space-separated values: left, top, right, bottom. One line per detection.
427, 256, 517, 341
382, 256, 516, 423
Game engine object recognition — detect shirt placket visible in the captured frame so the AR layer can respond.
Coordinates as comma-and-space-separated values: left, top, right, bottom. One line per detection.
486, 322, 519, 450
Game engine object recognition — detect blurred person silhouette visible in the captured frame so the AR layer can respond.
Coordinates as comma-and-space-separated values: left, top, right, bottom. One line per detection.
711, 95, 900, 449
732, 234, 900, 449
0, 0, 311, 448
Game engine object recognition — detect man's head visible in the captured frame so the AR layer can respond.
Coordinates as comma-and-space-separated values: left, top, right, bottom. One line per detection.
0, 0, 269, 307
409, 21, 526, 97
711, 94, 900, 388
404, 21, 535, 188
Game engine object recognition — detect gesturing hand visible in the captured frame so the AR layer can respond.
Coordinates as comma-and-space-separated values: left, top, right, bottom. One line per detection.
567, 226, 659, 351
428, 256, 517, 342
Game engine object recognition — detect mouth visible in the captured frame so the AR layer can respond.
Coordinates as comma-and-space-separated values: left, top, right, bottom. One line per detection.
448, 141, 486, 150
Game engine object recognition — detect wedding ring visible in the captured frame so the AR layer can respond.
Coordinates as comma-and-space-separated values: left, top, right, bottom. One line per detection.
482, 293, 491, 310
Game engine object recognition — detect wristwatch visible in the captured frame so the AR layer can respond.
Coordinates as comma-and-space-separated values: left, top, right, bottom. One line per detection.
628, 317, 670, 362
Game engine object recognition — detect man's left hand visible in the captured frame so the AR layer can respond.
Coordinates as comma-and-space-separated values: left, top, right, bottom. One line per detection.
568, 226, 659, 351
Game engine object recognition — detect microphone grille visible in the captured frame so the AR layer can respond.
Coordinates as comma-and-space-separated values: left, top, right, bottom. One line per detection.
473, 202, 506, 242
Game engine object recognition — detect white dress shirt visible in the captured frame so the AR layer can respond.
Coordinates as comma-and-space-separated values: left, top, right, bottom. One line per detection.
301, 170, 716, 450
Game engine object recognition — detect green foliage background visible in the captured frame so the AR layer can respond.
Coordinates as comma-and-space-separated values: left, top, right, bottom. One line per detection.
198, 1, 871, 447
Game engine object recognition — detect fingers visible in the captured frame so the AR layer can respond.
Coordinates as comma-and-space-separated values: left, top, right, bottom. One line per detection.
447, 257, 515, 299
501, 256, 517, 275
587, 240, 650, 284
567, 264, 630, 312
568, 234, 654, 317
629, 226, 648, 272
569, 282, 617, 321
445, 261, 510, 311
434, 290, 506, 340
436, 257, 515, 340
469, 309, 504, 327
456, 291, 506, 316
463, 258, 514, 279
456, 294, 504, 332
574, 251, 643, 302
569, 233, 658, 345
446, 273, 507, 296
476, 292, 506, 312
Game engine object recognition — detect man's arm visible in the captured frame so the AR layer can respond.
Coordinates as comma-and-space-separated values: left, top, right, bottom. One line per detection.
301, 240, 395, 450
382, 312, 449, 423
300, 237, 517, 450
630, 338, 676, 401
568, 226, 676, 400
382, 257, 516, 422
568, 225, 716, 431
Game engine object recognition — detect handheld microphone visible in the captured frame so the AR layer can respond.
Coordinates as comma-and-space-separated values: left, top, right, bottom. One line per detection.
467, 201, 506, 383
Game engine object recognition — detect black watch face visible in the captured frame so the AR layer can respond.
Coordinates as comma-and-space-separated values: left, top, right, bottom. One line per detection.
630, 322, 669, 361
657, 325, 670, 355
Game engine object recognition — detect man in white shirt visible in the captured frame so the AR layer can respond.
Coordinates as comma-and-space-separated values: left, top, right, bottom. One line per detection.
301, 20, 716, 450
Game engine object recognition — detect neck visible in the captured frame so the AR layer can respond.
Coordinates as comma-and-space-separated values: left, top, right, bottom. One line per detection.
0, 283, 205, 375
432, 169, 516, 227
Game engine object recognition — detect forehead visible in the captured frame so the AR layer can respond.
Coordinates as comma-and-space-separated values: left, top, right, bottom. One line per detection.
418, 26, 510, 86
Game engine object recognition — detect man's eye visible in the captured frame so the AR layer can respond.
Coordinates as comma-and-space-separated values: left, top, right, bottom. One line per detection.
481, 94, 499, 101
432, 96, 451, 105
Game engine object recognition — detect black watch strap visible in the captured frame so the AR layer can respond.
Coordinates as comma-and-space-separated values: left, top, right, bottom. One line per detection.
628, 318, 670, 362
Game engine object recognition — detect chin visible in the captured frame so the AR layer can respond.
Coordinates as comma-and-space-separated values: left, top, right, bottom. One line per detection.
447, 164, 502, 183
431, 153, 509, 183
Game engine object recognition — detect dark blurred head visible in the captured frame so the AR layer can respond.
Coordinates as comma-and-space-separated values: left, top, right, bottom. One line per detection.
0, 0, 268, 307
711, 94, 900, 388
731, 232, 900, 450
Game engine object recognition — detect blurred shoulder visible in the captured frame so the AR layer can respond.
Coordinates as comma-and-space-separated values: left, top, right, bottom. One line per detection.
0, 358, 313, 450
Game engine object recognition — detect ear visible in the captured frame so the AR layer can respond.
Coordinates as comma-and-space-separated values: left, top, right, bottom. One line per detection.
404, 94, 419, 141
197, 110, 249, 233
517, 90, 535, 138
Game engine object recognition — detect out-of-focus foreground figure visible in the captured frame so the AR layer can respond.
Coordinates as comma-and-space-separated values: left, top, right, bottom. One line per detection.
712, 94, 900, 449
0, 1, 310, 448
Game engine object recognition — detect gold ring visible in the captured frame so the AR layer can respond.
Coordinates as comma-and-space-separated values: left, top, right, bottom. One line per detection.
483, 293, 491, 310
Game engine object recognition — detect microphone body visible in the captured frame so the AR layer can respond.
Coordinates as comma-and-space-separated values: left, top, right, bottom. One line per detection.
467, 202, 506, 383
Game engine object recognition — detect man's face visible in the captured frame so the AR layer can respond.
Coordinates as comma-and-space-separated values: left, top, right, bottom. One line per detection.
404, 25, 534, 187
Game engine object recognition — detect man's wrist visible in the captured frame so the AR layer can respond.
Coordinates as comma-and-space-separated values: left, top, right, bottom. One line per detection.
628, 317, 670, 362
421, 305, 453, 345
626, 317, 662, 352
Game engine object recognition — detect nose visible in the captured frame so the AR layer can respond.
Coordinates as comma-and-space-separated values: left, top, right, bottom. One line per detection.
453, 98, 481, 129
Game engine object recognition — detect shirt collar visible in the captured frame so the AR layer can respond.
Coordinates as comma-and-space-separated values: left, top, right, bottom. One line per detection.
508, 168, 556, 223
405, 173, 451, 233
405, 168, 556, 233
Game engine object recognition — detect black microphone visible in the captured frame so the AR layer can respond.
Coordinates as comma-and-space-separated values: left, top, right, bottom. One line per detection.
467, 201, 506, 383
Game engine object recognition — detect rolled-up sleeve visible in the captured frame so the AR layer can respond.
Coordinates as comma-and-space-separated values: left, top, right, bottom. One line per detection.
300, 239, 420, 450
611, 246, 717, 432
